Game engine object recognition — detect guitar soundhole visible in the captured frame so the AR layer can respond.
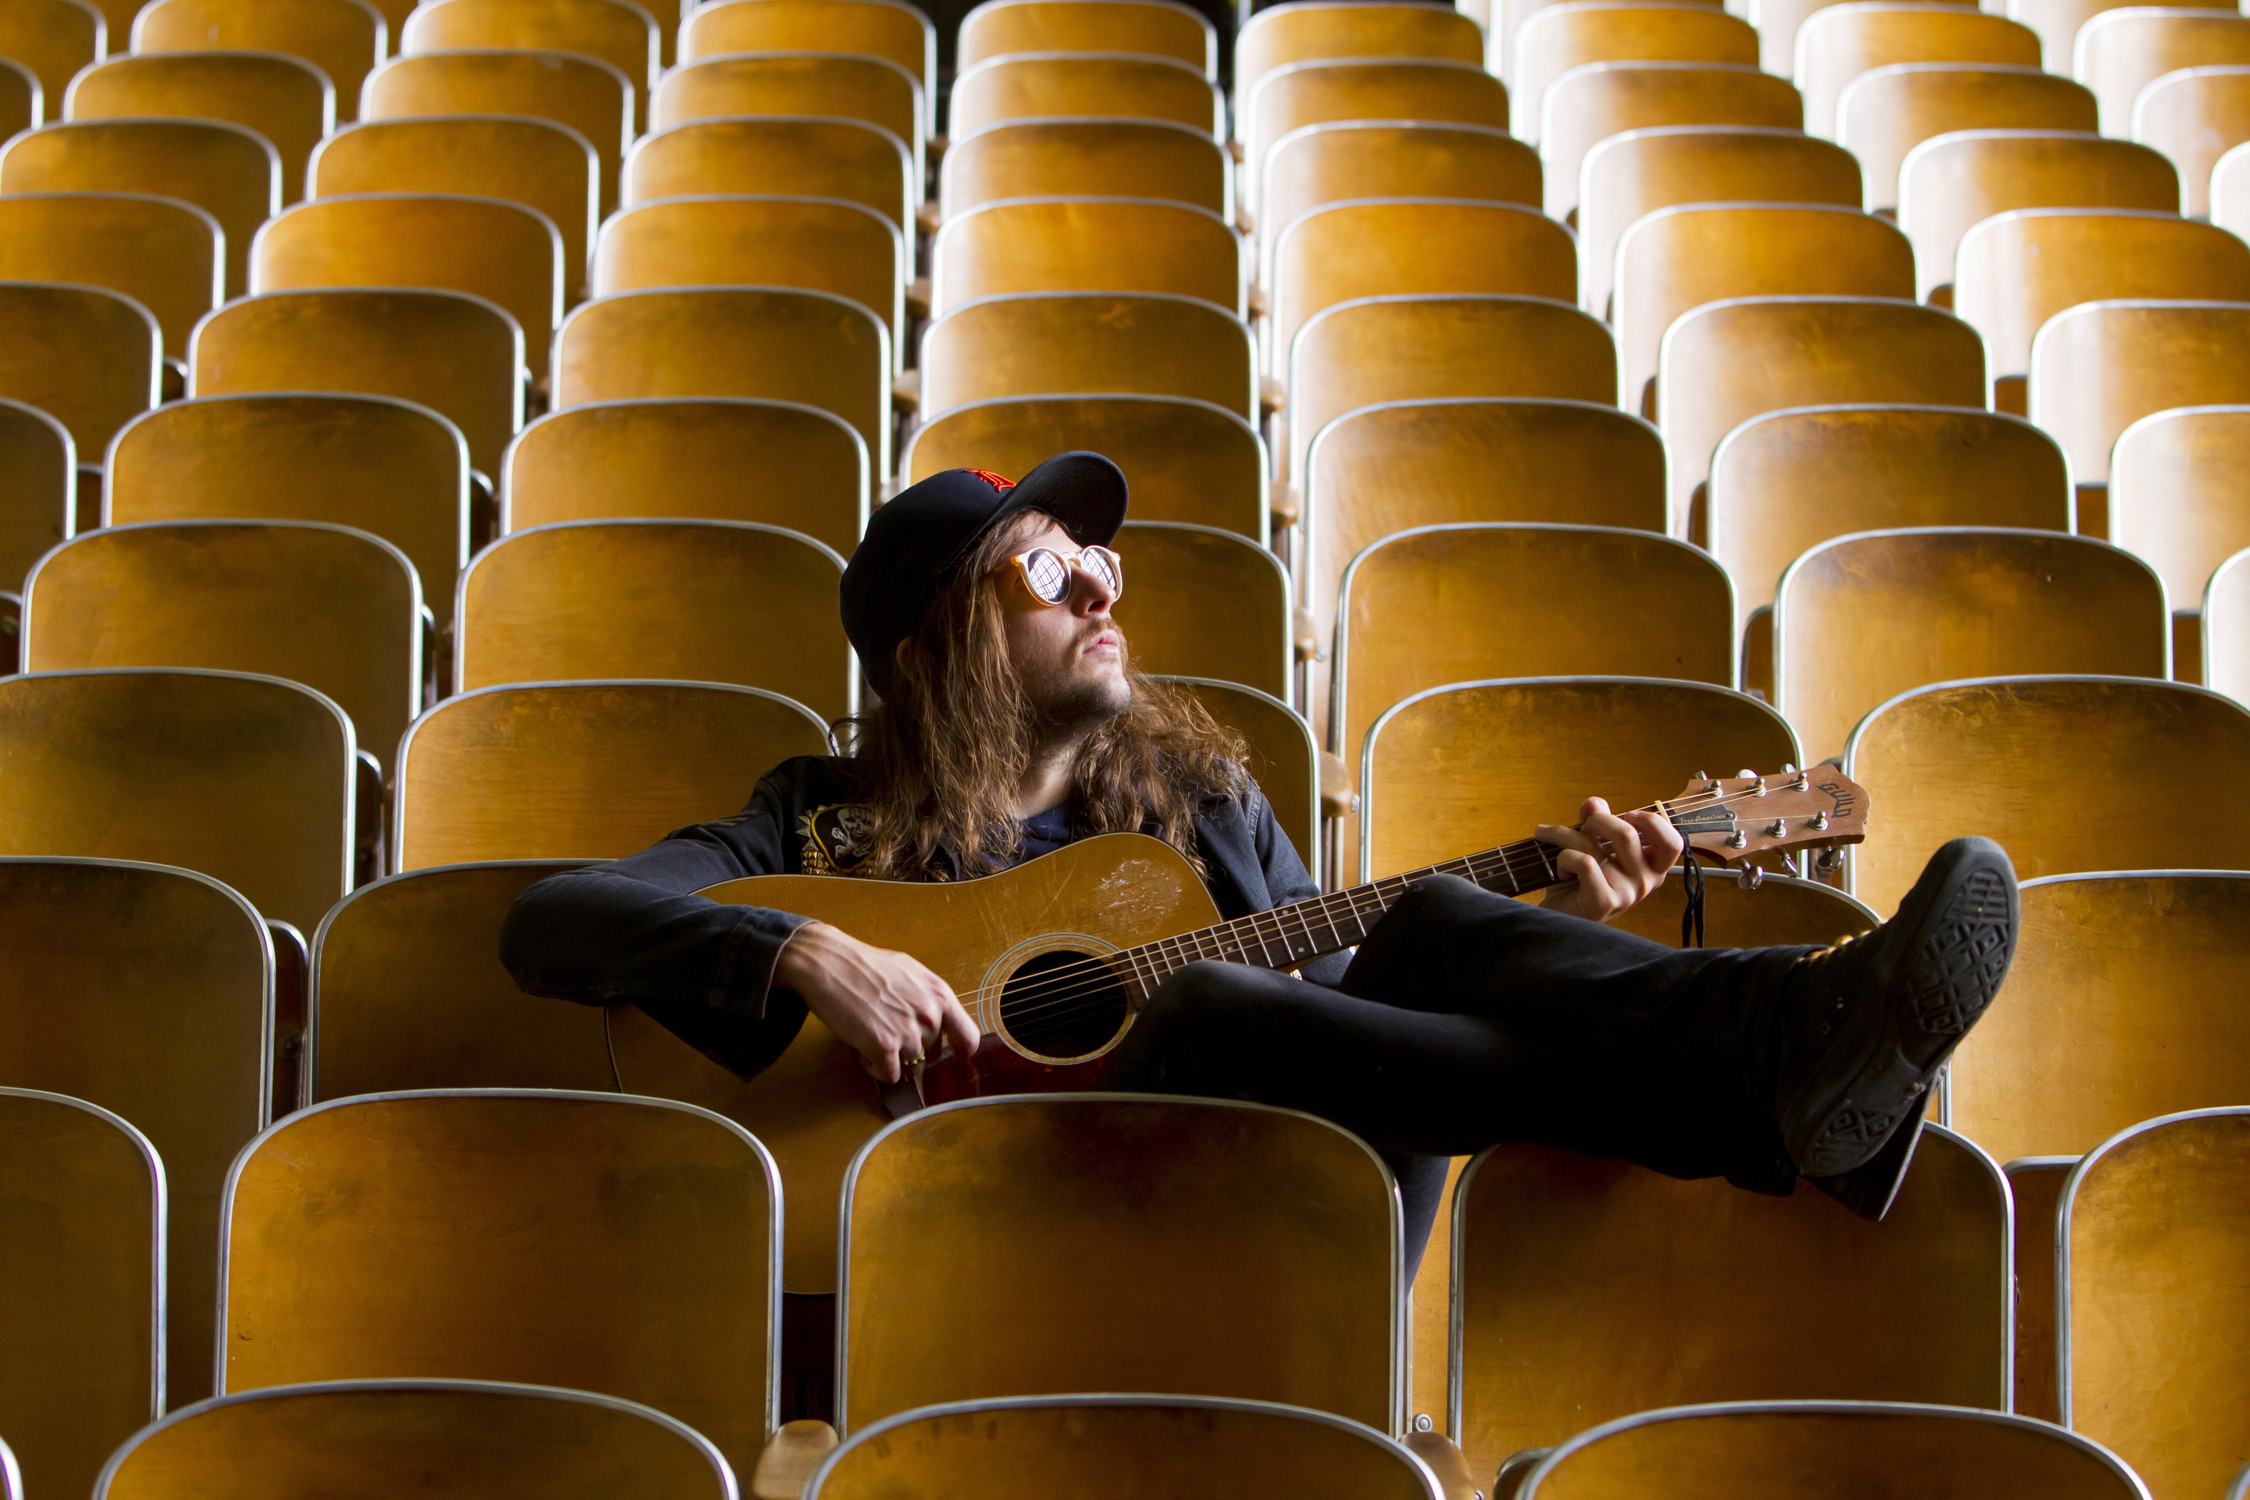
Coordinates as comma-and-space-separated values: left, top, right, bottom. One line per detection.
999, 949, 1129, 1061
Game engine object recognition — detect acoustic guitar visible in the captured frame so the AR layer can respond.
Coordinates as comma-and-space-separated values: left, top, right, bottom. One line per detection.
606, 767, 1870, 1289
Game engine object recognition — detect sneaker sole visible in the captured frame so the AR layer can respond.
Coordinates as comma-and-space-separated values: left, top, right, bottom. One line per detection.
1789, 838, 2017, 1180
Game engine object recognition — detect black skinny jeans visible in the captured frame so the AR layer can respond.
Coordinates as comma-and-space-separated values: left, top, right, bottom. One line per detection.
1105, 875, 1817, 1269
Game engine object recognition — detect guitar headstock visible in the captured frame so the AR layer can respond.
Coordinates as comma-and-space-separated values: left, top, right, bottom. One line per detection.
1665, 766, 1869, 870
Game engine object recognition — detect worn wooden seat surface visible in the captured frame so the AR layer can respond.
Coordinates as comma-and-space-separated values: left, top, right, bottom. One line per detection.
1797, 3, 2039, 138
944, 118, 1229, 217
135, 0, 383, 123
958, 0, 1217, 74
1113, 521, 1291, 702
363, 48, 632, 212
629, 116, 912, 234
932, 195, 1243, 317
2029, 299, 2250, 496
1512, 2, 1758, 143
949, 51, 1219, 137
66, 50, 331, 200
0, 0, 99, 124
920, 291, 1255, 419
1835, 62, 2096, 211
1539, 61, 1801, 219
0, 396, 68, 596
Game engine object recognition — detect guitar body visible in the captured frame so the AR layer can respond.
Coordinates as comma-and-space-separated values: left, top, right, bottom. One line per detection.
603, 832, 1223, 1291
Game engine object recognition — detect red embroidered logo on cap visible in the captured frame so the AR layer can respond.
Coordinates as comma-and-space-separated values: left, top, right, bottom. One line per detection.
965, 469, 1016, 492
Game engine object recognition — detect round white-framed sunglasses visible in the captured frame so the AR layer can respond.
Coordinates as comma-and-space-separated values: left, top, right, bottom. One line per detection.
1010, 543, 1124, 605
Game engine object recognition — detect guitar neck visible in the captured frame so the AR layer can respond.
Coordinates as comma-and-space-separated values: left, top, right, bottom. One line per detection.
1111, 834, 1571, 999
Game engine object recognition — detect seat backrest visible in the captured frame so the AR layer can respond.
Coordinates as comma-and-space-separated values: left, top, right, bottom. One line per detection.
1619, 203, 1914, 418
1112, 520, 1291, 701
958, 0, 1217, 73
947, 50, 1220, 136
392, 679, 829, 870
1957, 209, 2250, 381
1603, 862, 1881, 951
1269, 199, 1575, 378
2030, 299, 2250, 488
1156, 675, 1319, 879
503, 396, 865, 548
1579, 125, 1859, 317
1286, 294, 1615, 488
1259, 121, 1540, 280
2078, 6, 2250, 135
402, 0, 657, 132
2062, 1108, 2250, 1500
311, 116, 599, 304
0, 1088, 160, 1500
2209, 541, 2250, 700
680, 0, 932, 129
1843, 675, 2250, 911
809, 1394, 1438, 1500
1954, 872, 2250, 1165
2133, 63, 2250, 215
0, 118, 278, 296
932, 195, 1242, 317
593, 194, 903, 361
23, 519, 423, 773
1334, 523, 1733, 766
1516, 1401, 2149, 1500
189, 287, 521, 476
1245, 57, 1507, 215
108, 393, 468, 632
219, 1090, 780, 1479
551, 286, 890, 484
0, 395, 68, 594
907, 394, 1266, 540
65, 51, 331, 200
625, 117, 910, 243
1774, 527, 2168, 760
457, 519, 853, 718
2013, 0, 2231, 77
1835, 62, 2100, 211
134, 0, 384, 126
837, 1094, 1401, 1433
0, 858, 271, 1408
97, 1380, 738, 1500
1539, 61, 1802, 219
918, 291, 1255, 419
1454, 1127, 2010, 1484
1360, 677, 1797, 881
0, 57, 33, 137
0, 0, 100, 126
1513, 2, 1759, 142
1237, 1, 1483, 112
1797, 4, 2040, 137
2110, 403, 2250, 608
1711, 405, 2070, 634
0, 279, 157, 456
253, 192, 562, 376
0, 190, 219, 359
1899, 131, 2178, 300
655, 52, 923, 184
1660, 295, 1987, 542
362, 49, 631, 213
942, 117, 1229, 217
311, 859, 610, 1100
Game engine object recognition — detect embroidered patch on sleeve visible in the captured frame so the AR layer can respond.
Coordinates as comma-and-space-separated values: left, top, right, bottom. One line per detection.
799, 802, 878, 874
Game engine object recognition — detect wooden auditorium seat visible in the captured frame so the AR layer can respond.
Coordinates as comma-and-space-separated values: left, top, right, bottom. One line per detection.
1157, 674, 1320, 878
2075, 6, 2250, 136
0, 190, 219, 358
2011, 0, 2230, 80
363, 49, 632, 212
931, 195, 1243, 317
2134, 63, 2250, 215
1259, 121, 1541, 278
1538, 61, 1801, 220
947, 51, 1220, 138
679, 0, 934, 131
2110, 403, 2250, 676
0, 0, 99, 125
626, 116, 913, 234
1834, 62, 2096, 213
66, 50, 331, 201
942, 118, 1230, 217
134, 0, 383, 123
957, 0, 1218, 74
0, 397, 67, 596
1237, 0, 1483, 103
1510, 3, 1758, 144
401, 0, 659, 132
1112, 520, 1293, 701
917, 291, 1256, 420
1244, 57, 1507, 222
1794, 4, 2039, 139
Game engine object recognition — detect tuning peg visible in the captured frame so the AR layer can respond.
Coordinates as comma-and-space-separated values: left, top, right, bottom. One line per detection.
1782, 763, 1798, 774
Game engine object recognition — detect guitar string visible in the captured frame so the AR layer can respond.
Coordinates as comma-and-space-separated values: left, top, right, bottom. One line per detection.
942, 781, 1839, 1041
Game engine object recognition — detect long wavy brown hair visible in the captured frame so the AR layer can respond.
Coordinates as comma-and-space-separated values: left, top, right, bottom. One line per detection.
838, 510, 1248, 879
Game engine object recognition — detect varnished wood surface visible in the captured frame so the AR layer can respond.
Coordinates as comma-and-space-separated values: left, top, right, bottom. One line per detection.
0, 0, 96, 125
2144, 68, 2250, 217
1835, 63, 2095, 212
504, 397, 866, 545
365, 49, 630, 215
0, 397, 67, 596
907, 394, 1264, 539
1774, 527, 2167, 761
2206, 541, 2250, 703
2005, 1155, 2072, 1422
101, 1382, 736, 1500
311, 859, 613, 1100
1844, 676, 2250, 913
107, 393, 468, 633
2065, 1109, 2250, 1500
932, 197, 1241, 318
552, 287, 890, 481
681, 0, 932, 104
458, 519, 852, 717
1237, 2, 1483, 107
136, 0, 381, 126
222, 1092, 779, 1477
628, 117, 912, 238
1262, 124, 1538, 283
392, 679, 828, 872
1798, 5, 2038, 138
2013, 0, 2230, 81
812, 1396, 1439, 1500
0, 280, 157, 457
0, 119, 275, 297
655, 53, 921, 196
944, 118, 1228, 217
2114, 406, 2250, 622
2078, 7, 2250, 135
1114, 522, 1291, 700
0, 1089, 160, 1500
608, 831, 1222, 1291
1247, 58, 1506, 219
69, 52, 329, 201
190, 288, 521, 477
1455, 1128, 2010, 1483
1660, 297, 1986, 542
1898, 133, 2176, 300
1513, 5, 1758, 143
0, 859, 270, 1410
919, 291, 1255, 420
0, 191, 217, 358
960, 0, 1216, 74
1580, 125, 1859, 318
1539, 62, 1801, 221
1520, 1402, 2146, 1499
840, 1097, 1399, 1433
1162, 676, 1319, 878
948, 52, 1221, 138
407, 0, 657, 133
1953, 874, 2250, 1163
2028, 300, 2250, 496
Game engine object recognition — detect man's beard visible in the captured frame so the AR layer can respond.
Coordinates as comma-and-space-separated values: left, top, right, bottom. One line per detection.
1022, 628, 1134, 734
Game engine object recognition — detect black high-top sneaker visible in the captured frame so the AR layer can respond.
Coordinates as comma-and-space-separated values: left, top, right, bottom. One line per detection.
1771, 837, 2018, 1220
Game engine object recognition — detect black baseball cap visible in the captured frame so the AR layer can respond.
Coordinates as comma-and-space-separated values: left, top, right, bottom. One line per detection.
841, 450, 1129, 692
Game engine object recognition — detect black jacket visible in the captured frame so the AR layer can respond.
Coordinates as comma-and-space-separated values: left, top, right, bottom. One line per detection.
500, 755, 1343, 1077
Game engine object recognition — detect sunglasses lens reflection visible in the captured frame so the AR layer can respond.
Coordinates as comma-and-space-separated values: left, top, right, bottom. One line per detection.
1022, 548, 1070, 603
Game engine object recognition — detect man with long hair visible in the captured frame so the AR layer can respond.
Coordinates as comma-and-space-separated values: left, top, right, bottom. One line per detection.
503, 452, 2019, 1248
